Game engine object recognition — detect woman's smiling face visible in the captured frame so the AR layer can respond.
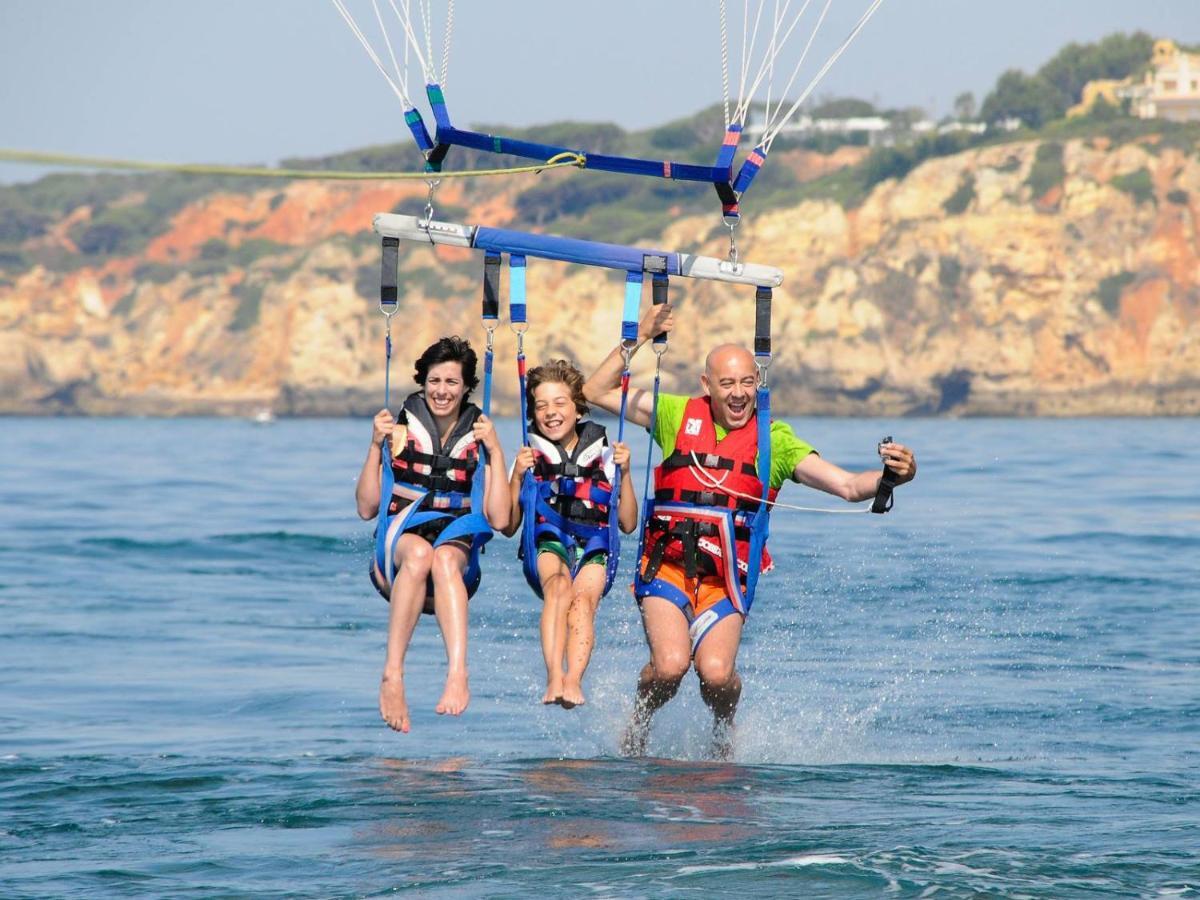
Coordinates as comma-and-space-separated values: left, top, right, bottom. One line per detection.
423, 361, 465, 418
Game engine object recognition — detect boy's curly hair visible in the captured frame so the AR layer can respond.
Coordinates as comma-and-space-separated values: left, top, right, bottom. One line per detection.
525, 359, 589, 423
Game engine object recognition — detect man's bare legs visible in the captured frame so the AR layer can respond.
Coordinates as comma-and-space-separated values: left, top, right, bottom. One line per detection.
379, 534, 435, 732
430, 543, 471, 716
620, 596, 692, 756
560, 565, 607, 708
536, 552, 573, 704
693, 613, 744, 760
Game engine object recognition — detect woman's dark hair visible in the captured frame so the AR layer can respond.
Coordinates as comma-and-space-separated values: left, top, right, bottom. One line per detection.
525, 358, 589, 424
413, 336, 479, 401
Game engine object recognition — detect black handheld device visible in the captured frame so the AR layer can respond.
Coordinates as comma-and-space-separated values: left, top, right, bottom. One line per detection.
870, 435, 898, 514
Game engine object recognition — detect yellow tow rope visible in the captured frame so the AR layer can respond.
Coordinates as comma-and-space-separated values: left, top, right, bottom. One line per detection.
0, 148, 586, 180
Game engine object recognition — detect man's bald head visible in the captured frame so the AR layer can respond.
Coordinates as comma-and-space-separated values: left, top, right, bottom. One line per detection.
701, 343, 758, 430
705, 344, 755, 378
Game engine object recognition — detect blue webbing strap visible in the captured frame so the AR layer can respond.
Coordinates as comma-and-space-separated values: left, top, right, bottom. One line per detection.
713, 124, 743, 217
404, 109, 435, 154
732, 144, 768, 195
422, 84, 452, 169
744, 285, 773, 609
435, 126, 726, 185
634, 275, 670, 591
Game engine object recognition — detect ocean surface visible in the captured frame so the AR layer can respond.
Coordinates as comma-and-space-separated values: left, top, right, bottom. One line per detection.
1, 416, 1197, 898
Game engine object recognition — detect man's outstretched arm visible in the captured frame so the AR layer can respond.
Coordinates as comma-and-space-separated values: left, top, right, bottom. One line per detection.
791, 441, 917, 502
583, 302, 675, 428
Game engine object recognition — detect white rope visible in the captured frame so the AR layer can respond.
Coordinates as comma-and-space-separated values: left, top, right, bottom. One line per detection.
764, 0, 781, 135
737, 0, 769, 121
759, 0, 829, 136
689, 452, 872, 514
441, 0, 455, 87
330, 0, 412, 108
418, 0, 436, 81
762, 0, 885, 150
387, 0, 432, 84
732, 0, 814, 126
370, 0, 410, 103
720, 0, 731, 127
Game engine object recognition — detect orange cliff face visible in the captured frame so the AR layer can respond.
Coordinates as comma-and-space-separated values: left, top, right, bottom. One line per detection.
1, 138, 1199, 416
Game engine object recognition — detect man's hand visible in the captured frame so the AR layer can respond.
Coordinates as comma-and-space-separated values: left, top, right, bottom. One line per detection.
512, 446, 536, 477
879, 441, 917, 484
371, 408, 395, 446
638, 302, 675, 344
612, 441, 632, 475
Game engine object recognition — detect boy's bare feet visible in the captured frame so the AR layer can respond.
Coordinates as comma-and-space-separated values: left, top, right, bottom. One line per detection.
435, 669, 470, 716
380, 673, 411, 733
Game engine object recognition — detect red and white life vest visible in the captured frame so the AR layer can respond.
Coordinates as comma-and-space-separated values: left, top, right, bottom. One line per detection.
642, 396, 776, 605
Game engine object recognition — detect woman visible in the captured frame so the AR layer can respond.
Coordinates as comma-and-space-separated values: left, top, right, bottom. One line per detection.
355, 336, 509, 733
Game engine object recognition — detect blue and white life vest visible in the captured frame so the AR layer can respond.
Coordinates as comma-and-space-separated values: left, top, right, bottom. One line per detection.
374, 391, 492, 600
519, 420, 622, 596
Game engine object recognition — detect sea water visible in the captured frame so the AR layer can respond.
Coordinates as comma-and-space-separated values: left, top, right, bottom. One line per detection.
1, 416, 1197, 898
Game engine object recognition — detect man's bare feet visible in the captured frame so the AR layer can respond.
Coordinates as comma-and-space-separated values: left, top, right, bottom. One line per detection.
380, 673, 411, 733
435, 669, 470, 716
619, 709, 650, 756
711, 719, 735, 761
559, 681, 586, 709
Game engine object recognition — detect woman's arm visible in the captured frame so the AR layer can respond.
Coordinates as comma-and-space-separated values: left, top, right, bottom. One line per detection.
474, 415, 511, 532
613, 442, 639, 533
355, 409, 394, 519
500, 445, 534, 537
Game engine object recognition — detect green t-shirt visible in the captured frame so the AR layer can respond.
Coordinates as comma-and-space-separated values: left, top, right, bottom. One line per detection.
651, 393, 815, 491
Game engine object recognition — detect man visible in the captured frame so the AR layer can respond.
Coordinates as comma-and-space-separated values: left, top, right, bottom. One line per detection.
584, 302, 917, 758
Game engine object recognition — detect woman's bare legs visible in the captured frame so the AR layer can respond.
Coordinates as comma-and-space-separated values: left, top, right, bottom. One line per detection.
379, 534, 435, 732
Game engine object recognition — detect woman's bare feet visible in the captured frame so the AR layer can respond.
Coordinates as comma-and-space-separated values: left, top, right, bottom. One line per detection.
435, 669, 470, 716
559, 680, 586, 709
542, 678, 563, 705
380, 673, 411, 733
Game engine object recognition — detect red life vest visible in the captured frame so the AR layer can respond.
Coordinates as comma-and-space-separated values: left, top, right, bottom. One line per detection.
643, 396, 776, 608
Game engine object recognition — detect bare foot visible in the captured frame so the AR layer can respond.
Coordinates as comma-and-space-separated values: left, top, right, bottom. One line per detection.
379, 674, 410, 733
435, 670, 470, 716
560, 681, 586, 709
542, 679, 563, 705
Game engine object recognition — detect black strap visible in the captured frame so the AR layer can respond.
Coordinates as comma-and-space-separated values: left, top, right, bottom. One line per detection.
380, 237, 399, 310
660, 450, 757, 478
482, 252, 501, 320
754, 286, 771, 357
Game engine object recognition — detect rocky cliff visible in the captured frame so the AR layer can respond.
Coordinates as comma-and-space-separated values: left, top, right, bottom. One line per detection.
2, 135, 1198, 416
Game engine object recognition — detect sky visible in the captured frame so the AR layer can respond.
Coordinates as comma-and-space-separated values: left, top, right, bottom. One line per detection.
2, 1, 1199, 185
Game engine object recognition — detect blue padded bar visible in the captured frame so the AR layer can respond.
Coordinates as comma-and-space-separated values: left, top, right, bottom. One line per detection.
474, 227, 680, 276
404, 109, 435, 153
509, 254, 527, 324
622, 272, 643, 342
584, 153, 723, 182
436, 126, 725, 184
425, 84, 452, 130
